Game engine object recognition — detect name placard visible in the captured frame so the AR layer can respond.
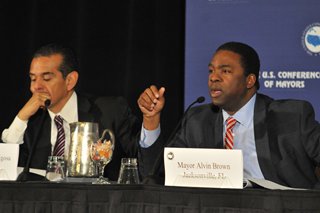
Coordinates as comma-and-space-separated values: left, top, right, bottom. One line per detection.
164, 147, 243, 189
0, 144, 19, 180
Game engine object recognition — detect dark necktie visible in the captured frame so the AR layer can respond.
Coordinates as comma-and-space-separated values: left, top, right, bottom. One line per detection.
225, 117, 237, 149
53, 115, 65, 156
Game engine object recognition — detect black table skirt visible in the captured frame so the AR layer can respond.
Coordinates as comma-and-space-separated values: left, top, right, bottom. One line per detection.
0, 181, 320, 213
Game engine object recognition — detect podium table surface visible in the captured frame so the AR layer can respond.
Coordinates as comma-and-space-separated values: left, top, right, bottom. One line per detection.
0, 181, 319, 213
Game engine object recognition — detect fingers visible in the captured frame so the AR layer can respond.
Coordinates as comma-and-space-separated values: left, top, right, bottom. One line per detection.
139, 86, 158, 109
149, 85, 160, 99
36, 94, 51, 109
19, 93, 51, 120
158, 87, 165, 98
138, 85, 165, 112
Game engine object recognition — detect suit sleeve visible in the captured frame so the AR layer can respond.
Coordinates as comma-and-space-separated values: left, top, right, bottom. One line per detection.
299, 101, 320, 164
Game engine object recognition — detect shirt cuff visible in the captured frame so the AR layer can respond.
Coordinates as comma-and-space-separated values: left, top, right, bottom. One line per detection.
139, 124, 161, 148
1, 116, 28, 144
12, 116, 28, 130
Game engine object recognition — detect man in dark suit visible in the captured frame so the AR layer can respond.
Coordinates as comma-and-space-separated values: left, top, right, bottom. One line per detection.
137, 41, 320, 189
1, 43, 140, 181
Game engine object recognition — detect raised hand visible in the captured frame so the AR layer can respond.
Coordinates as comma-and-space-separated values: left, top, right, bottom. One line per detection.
137, 85, 165, 130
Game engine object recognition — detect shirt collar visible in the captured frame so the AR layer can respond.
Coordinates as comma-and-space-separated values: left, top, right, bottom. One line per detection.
48, 91, 78, 123
222, 93, 256, 128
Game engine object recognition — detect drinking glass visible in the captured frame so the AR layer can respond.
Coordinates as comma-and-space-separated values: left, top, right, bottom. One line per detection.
90, 129, 115, 184
45, 156, 65, 181
117, 158, 140, 184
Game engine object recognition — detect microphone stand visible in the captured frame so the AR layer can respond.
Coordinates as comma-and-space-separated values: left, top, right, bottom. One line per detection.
163, 96, 205, 148
143, 96, 205, 184
16, 100, 51, 182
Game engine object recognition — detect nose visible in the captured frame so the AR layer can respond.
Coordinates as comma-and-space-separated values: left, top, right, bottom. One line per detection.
209, 70, 221, 83
31, 79, 45, 92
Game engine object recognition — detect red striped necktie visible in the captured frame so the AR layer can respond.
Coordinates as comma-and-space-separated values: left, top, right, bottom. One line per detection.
53, 115, 65, 156
225, 117, 237, 149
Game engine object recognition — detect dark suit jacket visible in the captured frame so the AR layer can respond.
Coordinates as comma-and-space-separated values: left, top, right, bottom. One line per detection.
19, 94, 140, 181
141, 93, 320, 188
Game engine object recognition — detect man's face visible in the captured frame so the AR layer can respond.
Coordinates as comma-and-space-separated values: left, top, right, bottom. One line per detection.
29, 54, 70, 111
208, 50, 255, 114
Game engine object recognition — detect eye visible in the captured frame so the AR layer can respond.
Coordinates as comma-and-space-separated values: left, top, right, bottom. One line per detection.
222, 69, 231, 74
43, 74, 53, 81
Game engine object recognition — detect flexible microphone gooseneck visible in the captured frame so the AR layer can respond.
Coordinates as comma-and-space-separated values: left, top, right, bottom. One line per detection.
164, 96, 205, 148
143, 96, 205, 184
16, 100, 51, 182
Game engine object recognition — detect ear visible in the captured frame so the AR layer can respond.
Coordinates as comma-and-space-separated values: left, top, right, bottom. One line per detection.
65, 71, 79, 91
246, 74, 256, 89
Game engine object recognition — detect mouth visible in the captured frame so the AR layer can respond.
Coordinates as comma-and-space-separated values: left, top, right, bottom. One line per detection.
210, 88, 222, 98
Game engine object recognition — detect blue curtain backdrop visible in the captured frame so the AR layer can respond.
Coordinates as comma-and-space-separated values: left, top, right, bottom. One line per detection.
185, 0, 320, 120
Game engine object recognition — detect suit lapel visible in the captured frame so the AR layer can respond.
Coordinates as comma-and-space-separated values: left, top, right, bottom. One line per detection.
213, 106, 224, 148
25, 110, 51, 149
22, 110, 52, 168
254, 94, 282, 183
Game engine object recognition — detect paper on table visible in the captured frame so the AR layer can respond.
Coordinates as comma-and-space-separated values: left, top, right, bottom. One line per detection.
17, 167, 46, 177
244, 177, 307, 190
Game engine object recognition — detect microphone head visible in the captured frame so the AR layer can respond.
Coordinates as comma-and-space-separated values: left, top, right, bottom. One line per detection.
197, 96, 205, 103
44, 99, 51, 107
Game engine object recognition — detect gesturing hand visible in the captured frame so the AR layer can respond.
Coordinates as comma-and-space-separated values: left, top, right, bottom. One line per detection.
137, 85, 165, 130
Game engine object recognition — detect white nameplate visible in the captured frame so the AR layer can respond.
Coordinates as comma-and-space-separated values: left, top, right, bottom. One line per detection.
164, 147, 243, 189
0, 144, 19, 180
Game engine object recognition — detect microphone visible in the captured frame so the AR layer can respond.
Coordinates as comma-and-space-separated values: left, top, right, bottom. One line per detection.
143, 96, 205, 184
184, 96, 205, 115
16, 104, 49, 182
44, 99, 51, 108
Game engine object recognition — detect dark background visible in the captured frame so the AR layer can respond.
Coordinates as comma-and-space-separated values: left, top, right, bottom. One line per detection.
0, 0, 185, 141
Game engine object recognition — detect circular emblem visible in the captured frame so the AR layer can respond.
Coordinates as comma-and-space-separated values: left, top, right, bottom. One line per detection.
167, 152, 174, 160
302, 23, 320, 56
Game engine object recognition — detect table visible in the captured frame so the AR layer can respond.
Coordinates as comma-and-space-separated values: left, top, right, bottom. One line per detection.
0, 181, 320, 213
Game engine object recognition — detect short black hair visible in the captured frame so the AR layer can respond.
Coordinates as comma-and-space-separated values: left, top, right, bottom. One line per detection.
33, 43, 79, 78
216, 41, 260, 90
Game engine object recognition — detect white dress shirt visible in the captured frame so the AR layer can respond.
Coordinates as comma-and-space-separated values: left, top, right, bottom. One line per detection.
222, 94, 264, 179
47, 92, 78, 155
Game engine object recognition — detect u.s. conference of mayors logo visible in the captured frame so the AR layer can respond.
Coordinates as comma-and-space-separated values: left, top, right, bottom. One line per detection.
302, 23, 320, 56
